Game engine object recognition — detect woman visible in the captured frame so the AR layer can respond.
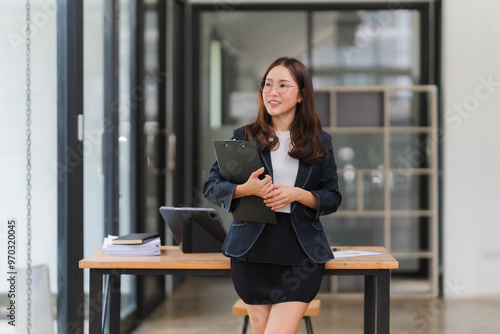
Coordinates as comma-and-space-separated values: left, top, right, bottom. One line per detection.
203, 57, 341, 334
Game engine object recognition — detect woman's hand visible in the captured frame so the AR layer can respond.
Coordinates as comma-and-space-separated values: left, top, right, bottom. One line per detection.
263, 184, 318, 211
263, 185, 298, 211
232, 167, 274, 199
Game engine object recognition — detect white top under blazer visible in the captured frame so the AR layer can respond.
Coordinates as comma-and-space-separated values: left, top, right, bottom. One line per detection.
270, 131, 299, 213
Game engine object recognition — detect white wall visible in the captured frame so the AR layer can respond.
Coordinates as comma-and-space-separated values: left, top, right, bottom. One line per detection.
0, 0, 58, 294
443, 0, 500, 297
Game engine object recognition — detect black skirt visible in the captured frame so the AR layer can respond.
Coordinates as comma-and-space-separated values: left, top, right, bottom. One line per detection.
230, 213, 324, 305
231, 258, 324, 305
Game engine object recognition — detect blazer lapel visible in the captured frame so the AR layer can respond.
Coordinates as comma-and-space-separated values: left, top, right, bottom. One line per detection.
294, 160, 312, 188
290, 161, 312, 212
260, 150, 273, 178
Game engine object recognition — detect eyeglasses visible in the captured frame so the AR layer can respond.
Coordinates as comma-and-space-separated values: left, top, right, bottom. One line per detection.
259, 81, 299, 94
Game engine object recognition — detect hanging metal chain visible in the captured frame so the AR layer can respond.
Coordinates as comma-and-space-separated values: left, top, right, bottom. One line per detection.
25, 0, 32, 332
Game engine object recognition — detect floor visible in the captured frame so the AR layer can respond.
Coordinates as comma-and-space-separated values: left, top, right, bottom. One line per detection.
132, 276, 500, 334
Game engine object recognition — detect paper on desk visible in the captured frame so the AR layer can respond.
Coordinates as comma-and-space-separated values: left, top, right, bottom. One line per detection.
102, 235, 161, 256
332, 250, 381, 259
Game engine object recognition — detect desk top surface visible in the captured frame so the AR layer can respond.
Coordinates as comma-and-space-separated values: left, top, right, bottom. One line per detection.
79, 246, 398, 270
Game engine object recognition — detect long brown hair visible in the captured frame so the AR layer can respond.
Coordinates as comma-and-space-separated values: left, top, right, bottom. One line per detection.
244, 57, 326, 164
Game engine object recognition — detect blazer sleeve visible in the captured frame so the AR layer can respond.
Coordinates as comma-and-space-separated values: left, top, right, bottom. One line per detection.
202, 129, 244, 213
308, 133, 342, 219
202, 160, 239, 213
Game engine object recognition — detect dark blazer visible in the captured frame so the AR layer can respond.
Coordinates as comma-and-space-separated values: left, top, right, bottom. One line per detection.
203, 127, 342, 263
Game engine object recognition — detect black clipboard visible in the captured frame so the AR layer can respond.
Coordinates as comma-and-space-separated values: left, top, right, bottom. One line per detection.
212, 140, 277, 224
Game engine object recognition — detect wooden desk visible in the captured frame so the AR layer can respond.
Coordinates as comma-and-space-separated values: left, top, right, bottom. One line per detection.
80, 246, 398, 334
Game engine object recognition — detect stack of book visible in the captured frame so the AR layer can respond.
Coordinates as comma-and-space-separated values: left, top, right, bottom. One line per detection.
102, 233, 161, 256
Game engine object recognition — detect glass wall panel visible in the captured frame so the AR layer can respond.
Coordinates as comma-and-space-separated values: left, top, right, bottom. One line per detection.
311, 10, 419, 87
118, 0, 136, 316
363, 173, 385, 211
390, 132, 437, 169
336, 170, 385, 211
388, 91, 429, 127
391, 172, 430, 211
322, 217, 385, 247
336, 171, 358, 211
391, 217, 430, 252
330, 133, 384, 170
83, 1, 105, 310
119, 0, 132, 237
141, 4, 164, 308
313, 92, 331, 126
390, 132, 430, 169
143, 8, 161, 240
336, 92, 384, 127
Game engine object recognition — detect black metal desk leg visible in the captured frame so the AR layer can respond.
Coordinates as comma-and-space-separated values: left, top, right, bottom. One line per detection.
108, 273, 121, 334
364, 275, 376, 334
376, 270, 390, 334
89, 270, 103, 334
